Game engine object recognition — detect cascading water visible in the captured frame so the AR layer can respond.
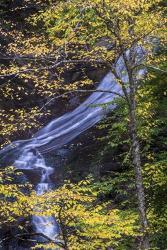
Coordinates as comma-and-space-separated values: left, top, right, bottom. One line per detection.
0, 48, 145, 244
1, 71, 122, 243
0, 72, 121, 158
32, 162, 59, 240
14, 150, 59, 240
11, 71, 122, 242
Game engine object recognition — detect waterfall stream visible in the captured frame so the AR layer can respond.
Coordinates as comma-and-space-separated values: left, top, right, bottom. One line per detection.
0, 48, 145, 244
14, 150, 59, 240
11, 71, 122, 242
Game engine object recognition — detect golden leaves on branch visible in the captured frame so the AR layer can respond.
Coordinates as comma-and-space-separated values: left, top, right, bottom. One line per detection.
0, 171, 139, 249
0, 108, 50, 147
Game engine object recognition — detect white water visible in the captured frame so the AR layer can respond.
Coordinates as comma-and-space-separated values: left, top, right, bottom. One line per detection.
0, 70, 122, 242
12, 70, 122, 241
0, 48, 145, 242
15, 149, 59, 240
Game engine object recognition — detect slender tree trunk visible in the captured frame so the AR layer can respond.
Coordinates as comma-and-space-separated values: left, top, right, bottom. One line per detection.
129, 84, 150, 249
59, 208, 68, 250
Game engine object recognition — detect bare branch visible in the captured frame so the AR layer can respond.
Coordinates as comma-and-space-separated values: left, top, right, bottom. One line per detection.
145, 65, 167, 74
0, 55, 57, 61
0, 59, 109, 79
0, 232, 64, 248
132, 63, 167, 74
39, 89, 124, 112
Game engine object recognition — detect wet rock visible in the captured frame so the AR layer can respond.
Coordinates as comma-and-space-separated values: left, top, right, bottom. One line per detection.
21, 168, 42, 185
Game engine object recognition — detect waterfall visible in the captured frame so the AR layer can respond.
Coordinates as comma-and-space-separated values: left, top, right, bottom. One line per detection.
0, 48, 145, 243
1, 71, 122, 243
11, 71, 122, 242
14, 149, 59, 240
0, 72, 122, 159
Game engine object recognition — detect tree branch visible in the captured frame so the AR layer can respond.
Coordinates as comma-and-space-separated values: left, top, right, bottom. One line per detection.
0, 59, 109, 79
39, 89, 124, 112
0, 232, 64, 248
146, 65, 167, 74
0, 55, 58, 61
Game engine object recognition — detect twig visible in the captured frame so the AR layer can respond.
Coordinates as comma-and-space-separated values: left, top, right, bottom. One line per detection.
39, 89, 124, 112
0, 59, 109, 79
0, 232, 64, 247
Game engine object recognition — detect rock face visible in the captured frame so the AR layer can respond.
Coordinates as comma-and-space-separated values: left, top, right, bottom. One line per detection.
59, 125, 122, 182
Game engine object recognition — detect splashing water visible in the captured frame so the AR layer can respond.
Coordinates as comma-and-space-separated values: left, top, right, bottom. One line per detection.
15, 149, 59, 240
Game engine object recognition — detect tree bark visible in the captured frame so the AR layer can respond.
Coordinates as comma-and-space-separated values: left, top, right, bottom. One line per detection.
129, 84, 150, 250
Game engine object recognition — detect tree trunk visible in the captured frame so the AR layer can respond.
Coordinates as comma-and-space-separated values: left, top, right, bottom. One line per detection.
129, 87, 150, 249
